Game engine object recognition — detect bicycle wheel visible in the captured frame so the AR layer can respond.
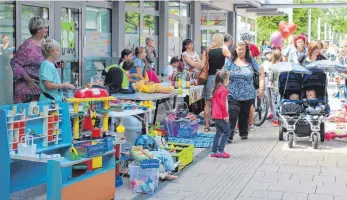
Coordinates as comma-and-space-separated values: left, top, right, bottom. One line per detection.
253, 93, 269, 126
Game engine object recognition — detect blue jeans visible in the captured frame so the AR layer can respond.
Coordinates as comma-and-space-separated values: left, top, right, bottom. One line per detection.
212, 119, 231, 153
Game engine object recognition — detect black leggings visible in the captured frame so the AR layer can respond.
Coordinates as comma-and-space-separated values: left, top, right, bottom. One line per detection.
228, 98, 255, 139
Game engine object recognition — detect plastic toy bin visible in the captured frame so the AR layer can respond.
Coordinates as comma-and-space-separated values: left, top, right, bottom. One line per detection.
165, 117, 199, 138
74, 141, 105, 157
129, 161, 159, 194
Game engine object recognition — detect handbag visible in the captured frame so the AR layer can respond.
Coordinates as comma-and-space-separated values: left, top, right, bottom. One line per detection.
197, 49, 209, 85
250, 60, 259, 89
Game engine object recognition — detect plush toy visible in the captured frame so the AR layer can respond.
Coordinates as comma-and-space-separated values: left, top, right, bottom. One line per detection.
132, 80, 174, 94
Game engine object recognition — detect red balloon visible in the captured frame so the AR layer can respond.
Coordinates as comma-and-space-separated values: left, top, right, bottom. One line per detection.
279, 21, 297, 39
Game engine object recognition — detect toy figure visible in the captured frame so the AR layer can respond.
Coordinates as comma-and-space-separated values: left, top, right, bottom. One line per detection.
51, 101, 56, 109
141, 179, 154, 193
132, 80, 174, 94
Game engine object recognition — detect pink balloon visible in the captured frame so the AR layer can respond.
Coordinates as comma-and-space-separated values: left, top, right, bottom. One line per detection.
271, 31, 284, 48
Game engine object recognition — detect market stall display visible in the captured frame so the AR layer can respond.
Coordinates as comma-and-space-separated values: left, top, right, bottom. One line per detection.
0, 100, 119, 200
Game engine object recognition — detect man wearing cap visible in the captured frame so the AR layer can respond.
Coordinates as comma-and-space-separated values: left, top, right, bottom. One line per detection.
241, 33, 260, 61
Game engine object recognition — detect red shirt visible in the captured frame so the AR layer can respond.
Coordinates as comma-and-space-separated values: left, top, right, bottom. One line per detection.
212, 85, 229, 119
250, 43, 260, 57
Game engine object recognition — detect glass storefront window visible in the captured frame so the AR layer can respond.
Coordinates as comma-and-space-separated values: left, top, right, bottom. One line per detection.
0, 2, 15, 65
181, 3, 190, 17
168, 18, 180, 61
126, 1, 140, 7
21, 5, 49, 44
60, 7, 80, 86
85, 7, 111, 85
248, 18, 256, 32
125, 11, 140, 50
169, 2, 180, 16
144, 2, 158, 11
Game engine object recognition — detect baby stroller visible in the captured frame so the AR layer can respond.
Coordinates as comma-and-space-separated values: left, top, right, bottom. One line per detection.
277, 72, 304, 141
278, 69, 328, 149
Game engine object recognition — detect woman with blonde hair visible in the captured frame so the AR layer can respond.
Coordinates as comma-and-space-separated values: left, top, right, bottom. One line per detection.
302, 41, 326, 67
202, 33, 231, 132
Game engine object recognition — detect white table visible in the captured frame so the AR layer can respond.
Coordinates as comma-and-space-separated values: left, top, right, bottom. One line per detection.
112, 92, 177, 124
108, 108, 155, 135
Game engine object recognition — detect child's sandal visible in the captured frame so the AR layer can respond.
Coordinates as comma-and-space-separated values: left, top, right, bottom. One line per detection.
204, 127, 211, 132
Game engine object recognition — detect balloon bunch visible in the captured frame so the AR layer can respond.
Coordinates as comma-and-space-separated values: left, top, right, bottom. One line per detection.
271, 21, 297, 48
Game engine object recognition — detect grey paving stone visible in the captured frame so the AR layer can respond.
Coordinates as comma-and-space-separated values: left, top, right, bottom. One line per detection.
320, 167, 347, 176
268, 180, 316, 193
308, 193, 334, 200
273, 158, 299, 165
278, 166, 321, 175
263, 172, 292, 181
316, 183, 347, 196
335, 196, 347, 200
176, 191, 202, 198
257, 165, 279, 173
238, 189, 254, 198
317, 161, 337, 168
313, 175, 336, 183
149, 194, 185, 200
251, 190, 283, 199
282, 192, 309, 200
244, 182, 271, 191
297, 160, 318, 166
290, 173, 313, 181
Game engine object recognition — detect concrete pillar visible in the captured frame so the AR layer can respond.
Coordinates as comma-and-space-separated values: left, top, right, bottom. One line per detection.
227, 11, 236, 42
191, 1, 201, 55
158, 1, 169, 72
112, 1, 125, 63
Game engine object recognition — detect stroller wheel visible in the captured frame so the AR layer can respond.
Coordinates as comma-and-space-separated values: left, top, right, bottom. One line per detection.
312, 134, 319, 149
288, 133, 294, 148
320, 123, 325, 142
279, 121, 284, 141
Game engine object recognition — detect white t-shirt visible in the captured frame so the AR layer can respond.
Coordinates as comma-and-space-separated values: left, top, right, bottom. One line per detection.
165, 64, 174, 77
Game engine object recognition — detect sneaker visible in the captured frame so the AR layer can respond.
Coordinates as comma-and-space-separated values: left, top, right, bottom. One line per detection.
227, 139, 233, 144
249, 125, 255, 131
241, 136, 248, 140
210, 153, 218, 158
215, 152, 230, 158
267, 113, 274, 120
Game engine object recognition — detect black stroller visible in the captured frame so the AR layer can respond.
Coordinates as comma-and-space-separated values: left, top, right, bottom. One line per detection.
277, 69, 328, 149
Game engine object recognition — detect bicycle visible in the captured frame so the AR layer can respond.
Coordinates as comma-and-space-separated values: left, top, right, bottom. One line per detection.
253, 89, 269, 126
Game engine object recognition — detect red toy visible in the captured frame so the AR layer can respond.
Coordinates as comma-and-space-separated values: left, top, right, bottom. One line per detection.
325, 131, 347, 141
74, 88, 109, 98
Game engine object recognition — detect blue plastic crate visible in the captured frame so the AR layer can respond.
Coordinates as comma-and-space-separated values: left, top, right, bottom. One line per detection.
75, 141, 105, 157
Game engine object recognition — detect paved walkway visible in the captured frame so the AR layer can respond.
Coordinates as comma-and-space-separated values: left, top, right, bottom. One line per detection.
147, 122, 347, 200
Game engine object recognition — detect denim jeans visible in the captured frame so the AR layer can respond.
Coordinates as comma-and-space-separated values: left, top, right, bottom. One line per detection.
212, 119, 231, 153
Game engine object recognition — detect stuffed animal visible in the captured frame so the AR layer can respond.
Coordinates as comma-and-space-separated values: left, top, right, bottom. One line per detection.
132, 80, 174, 94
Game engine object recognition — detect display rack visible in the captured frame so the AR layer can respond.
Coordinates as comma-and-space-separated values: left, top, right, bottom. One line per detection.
0, 100, 117, 200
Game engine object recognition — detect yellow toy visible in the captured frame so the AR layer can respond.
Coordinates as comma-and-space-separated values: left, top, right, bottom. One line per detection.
116, 125, 125, 133
139, 101, 154, 109
133, 80, 174, 94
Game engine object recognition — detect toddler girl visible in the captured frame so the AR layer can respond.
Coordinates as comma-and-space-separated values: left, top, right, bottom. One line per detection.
40, 39, 75, 101
210, 69, 231, 158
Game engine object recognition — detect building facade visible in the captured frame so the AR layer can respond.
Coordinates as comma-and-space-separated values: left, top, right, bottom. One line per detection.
0, 1, 258, 89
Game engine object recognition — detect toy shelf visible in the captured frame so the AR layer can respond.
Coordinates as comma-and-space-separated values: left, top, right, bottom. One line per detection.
10, 149, 115, 167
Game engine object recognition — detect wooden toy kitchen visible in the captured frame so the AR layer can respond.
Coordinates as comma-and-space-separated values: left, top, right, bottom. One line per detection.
0, 89, 120, 200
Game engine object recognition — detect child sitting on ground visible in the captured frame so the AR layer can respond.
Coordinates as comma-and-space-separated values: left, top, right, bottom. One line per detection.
40, 39, 75, 101
210, 69, 231, 159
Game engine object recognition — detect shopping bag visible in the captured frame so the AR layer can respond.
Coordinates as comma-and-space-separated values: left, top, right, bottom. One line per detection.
18, 135, 37, 156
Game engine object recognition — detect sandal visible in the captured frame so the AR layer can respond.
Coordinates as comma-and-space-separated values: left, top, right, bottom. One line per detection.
204, 127, 211, 132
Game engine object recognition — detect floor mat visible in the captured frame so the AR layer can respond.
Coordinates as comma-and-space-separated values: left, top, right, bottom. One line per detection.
168, 133, 215, 148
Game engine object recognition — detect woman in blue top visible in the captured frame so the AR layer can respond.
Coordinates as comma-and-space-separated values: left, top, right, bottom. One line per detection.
224, 41, 265, 141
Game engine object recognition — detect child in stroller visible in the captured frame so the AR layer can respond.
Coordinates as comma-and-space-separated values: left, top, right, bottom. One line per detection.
277, 68, 328, 149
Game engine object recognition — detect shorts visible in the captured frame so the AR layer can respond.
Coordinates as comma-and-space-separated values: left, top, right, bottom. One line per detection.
202, 75, 215, 100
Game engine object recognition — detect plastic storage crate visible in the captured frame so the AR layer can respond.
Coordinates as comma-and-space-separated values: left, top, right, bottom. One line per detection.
169, 143, 194, 171
164, 117, 199, 138
74, 141, 105, 157
129, 161, 159, 194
